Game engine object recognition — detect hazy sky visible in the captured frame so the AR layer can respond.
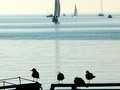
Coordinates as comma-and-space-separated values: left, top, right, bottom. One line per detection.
0, 0, 120, 15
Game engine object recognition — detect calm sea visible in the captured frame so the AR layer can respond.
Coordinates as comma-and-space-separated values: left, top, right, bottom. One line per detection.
0, 14, 120, 89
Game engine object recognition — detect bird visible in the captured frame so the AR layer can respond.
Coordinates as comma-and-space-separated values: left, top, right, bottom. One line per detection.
85, 70, 95, 83
57, 72, 65, 84
74, 77, 86, 86
31, 68, 39, 81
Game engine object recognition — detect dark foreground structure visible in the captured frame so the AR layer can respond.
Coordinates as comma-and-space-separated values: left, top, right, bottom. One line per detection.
0, 82, 42, 90
16, 82, 42, 90
1, 77, 120, 90
0, 77, 42, 90
50, 83, 120, 90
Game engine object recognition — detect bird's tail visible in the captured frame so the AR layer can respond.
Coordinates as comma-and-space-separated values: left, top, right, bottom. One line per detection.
40, 87, 43, 90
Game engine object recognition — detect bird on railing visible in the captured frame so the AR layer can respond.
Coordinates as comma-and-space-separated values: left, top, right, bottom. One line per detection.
31, 68, 40, 81
57, 72, 65, 84
74, 77, 86, 85
85, 70, 95, 83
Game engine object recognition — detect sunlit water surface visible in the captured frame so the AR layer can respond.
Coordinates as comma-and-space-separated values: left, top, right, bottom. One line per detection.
0, 14, 120, 89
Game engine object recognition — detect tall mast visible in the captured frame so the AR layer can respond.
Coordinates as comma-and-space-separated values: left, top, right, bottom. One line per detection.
100, 0, 103, 14
98, 0, 104, 16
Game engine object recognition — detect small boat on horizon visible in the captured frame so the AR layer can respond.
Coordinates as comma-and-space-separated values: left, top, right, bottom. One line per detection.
108, 14, 112, 18
98, 0, 104, 16
98, 13, 104, 16
52, 0, 60, 23
46, 14, 53, 17
63, 13, 66, 16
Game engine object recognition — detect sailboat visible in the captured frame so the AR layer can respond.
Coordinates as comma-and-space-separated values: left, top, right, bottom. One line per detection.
52, 0, 60, 22
98, 0, 104, 16
74, 4, 78, 16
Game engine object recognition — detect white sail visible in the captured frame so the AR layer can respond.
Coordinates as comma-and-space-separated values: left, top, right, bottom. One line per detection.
54, 0, 60, 17
74, 4, 78, 16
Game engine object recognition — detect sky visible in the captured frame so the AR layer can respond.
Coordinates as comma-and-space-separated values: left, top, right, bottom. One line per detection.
0, 0, 120, 15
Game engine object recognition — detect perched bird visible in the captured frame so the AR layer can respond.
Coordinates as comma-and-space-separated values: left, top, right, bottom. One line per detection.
74, 77, 86, 86
85, 70, 95, 83
31, 68, 39, 81
57, 72, 65, 84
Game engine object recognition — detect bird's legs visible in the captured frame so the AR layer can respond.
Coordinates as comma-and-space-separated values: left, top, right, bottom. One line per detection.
58, 80, 60, 84
88, 80, 90, 84
33, 78, 35, 82
36, 78, 38, 82
61, 80, 63, 84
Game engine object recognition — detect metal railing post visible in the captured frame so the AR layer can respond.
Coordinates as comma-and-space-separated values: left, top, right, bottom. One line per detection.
3, 81, 5, 90
18, 77, 21, 84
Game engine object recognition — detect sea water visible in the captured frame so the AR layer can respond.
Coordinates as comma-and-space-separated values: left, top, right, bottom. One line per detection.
0, 14, 120, 89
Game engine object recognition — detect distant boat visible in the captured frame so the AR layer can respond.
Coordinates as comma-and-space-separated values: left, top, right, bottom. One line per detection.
98, 0, 104, 16
98, 13, 104, 16
108, 15, 112, 18
74, 4, 78, 16
52, 0, 60, 23
46, 14, 53, 17
63, 13, 66, 16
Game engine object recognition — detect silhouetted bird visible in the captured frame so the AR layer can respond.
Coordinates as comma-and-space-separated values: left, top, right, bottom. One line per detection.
31, 68, 39, 81
57, 72, 65, 84
85, 70, 95, 83
74, 77, 86, 86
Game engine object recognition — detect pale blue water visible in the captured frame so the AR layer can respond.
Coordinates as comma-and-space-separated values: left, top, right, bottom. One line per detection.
0, 14, 120, 89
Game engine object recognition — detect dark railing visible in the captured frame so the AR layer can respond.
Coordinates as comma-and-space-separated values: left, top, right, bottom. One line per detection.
0, 77, 42, 90
1, 77, 120, 90
50, 83, 120, 90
